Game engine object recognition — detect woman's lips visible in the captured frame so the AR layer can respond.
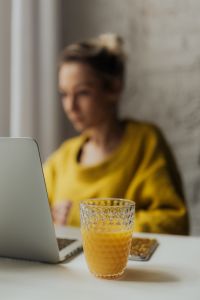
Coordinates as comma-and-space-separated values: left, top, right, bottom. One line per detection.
70, 115, 83, 123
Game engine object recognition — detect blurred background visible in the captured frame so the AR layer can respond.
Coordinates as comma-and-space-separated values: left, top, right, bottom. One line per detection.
0, 0, 200, 234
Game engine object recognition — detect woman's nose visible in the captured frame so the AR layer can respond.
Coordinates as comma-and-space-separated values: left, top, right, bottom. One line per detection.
67, 95, 77, 111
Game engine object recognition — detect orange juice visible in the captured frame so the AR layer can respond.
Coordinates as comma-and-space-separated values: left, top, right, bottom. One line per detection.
81, 228, 132, 278
80, 198, 135, 279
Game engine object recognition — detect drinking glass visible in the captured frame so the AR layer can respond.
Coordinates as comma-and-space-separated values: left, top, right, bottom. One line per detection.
80, 198, 135, 279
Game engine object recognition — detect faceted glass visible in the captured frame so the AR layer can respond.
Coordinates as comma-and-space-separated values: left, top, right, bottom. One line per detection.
80, 198, 135, 279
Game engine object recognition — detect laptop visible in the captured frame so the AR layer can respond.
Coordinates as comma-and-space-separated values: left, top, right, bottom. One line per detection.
0, 137, 82, 263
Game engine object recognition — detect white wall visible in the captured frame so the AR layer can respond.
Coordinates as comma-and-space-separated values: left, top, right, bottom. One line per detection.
61, 0, 200, 234
0, 0, 11, 135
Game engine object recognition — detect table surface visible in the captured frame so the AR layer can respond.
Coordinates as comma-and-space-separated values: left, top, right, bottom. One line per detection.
0, 226, 200, 300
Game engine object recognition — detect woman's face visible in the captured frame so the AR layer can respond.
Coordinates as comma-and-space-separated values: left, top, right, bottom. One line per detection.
59, 62, 117, 132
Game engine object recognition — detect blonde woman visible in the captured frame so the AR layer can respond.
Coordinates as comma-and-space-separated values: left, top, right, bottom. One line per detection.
44, 33, 189, 235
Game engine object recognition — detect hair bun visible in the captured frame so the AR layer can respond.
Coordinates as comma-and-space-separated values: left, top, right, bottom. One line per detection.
92, 33, 125, 59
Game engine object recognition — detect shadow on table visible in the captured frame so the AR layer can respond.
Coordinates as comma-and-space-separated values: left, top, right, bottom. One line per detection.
0, 257, 84, 284
121, 267, 180, 283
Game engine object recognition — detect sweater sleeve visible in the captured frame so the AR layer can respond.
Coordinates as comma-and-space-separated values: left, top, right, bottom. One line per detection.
126, 126, 189, 235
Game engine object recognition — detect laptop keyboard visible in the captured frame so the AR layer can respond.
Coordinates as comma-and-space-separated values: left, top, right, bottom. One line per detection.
57, 238, 76, 250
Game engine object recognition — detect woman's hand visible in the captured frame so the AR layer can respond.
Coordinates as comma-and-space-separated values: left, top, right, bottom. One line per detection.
52, 200, 72, 226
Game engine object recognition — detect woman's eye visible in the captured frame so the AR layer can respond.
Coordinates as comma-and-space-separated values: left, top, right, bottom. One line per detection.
78, 90, 90, 96
59, 92, 67, 99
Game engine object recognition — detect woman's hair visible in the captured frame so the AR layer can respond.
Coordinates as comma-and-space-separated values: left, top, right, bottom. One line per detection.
59, 33, 126, 91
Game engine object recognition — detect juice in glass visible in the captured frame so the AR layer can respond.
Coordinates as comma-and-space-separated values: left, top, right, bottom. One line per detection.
81, 228, 132, 277
80, 198, 135, 279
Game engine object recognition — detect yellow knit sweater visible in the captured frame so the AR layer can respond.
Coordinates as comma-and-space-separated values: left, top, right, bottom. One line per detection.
43, 120, 189, 235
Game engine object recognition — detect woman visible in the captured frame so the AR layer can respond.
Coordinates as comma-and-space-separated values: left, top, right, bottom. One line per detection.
44, 33, 189, 234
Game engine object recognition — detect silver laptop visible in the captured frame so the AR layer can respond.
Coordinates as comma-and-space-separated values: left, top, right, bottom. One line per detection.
0, 137, 82, 263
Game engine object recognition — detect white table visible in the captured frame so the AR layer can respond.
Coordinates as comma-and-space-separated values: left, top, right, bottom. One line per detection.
0, 226, 200, 300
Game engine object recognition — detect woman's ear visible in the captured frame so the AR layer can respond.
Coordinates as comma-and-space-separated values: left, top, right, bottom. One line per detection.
107, 79, 123, 103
